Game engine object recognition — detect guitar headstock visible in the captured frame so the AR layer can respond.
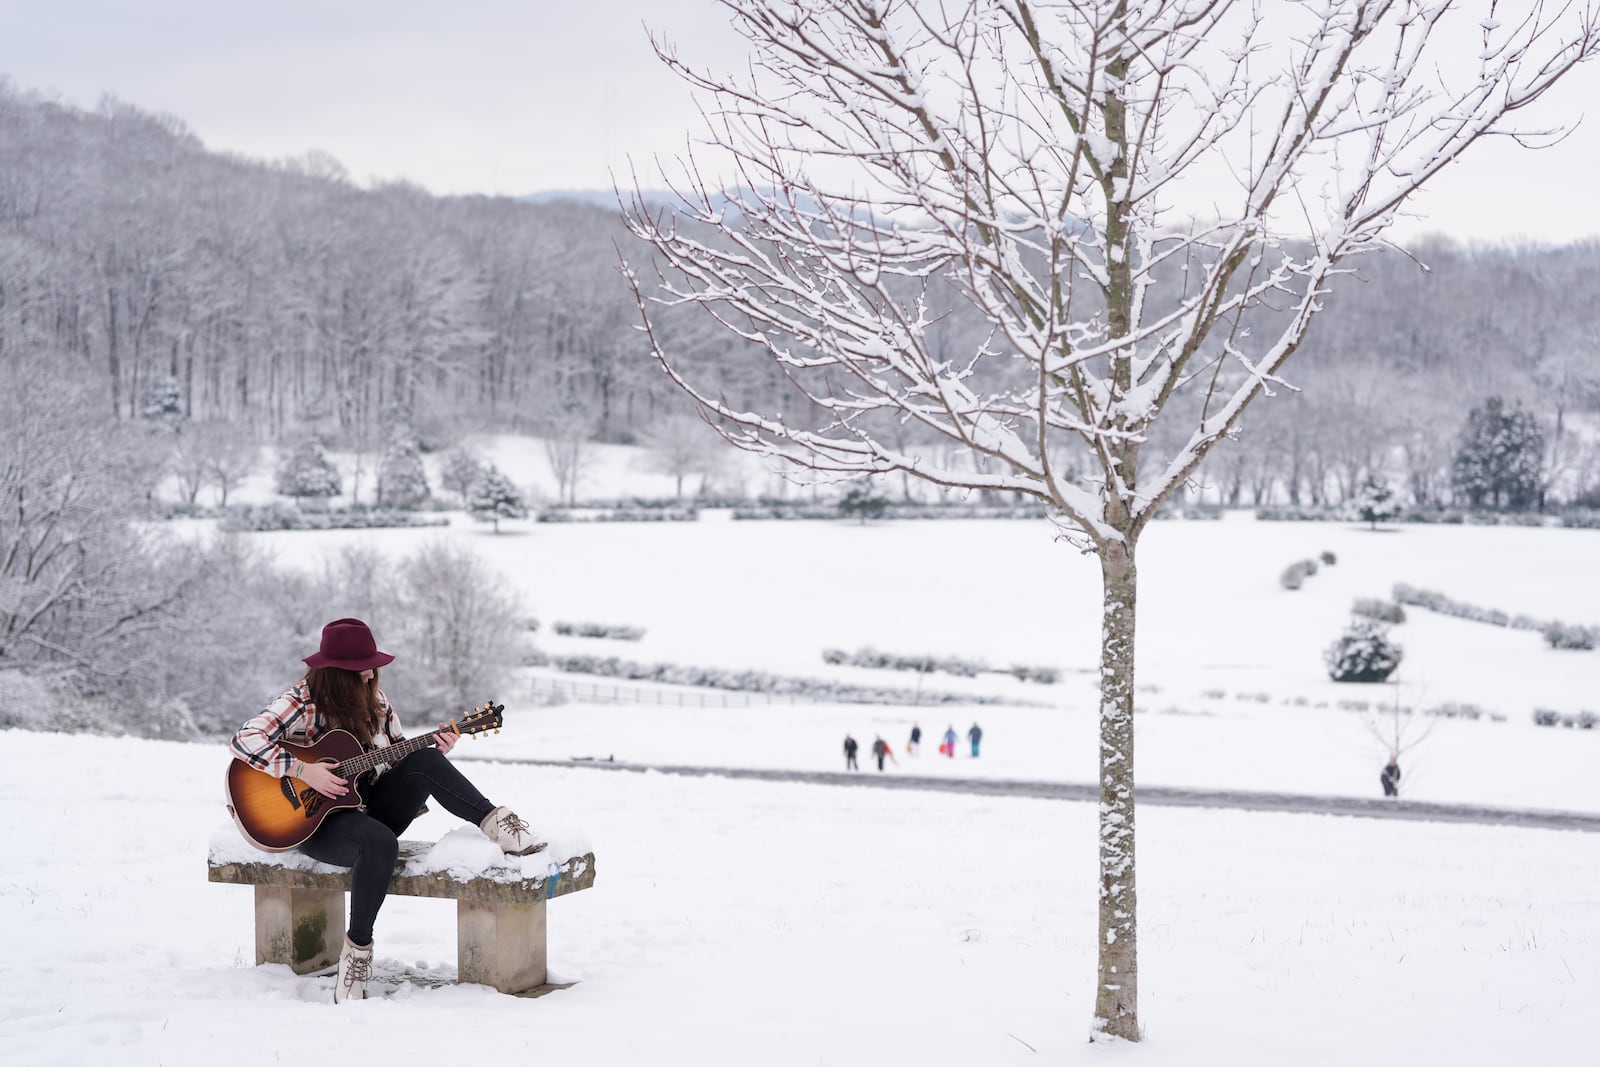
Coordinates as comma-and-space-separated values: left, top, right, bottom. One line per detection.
455, 701, 505, 738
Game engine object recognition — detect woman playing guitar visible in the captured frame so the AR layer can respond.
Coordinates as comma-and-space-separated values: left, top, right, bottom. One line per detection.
228, 617, 544, 1003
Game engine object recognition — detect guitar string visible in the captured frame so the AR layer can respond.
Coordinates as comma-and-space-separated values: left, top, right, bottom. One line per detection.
323, 709, 501, 778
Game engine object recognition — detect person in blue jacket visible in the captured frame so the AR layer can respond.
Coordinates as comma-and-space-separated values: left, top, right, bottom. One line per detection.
968, 722, 983, 757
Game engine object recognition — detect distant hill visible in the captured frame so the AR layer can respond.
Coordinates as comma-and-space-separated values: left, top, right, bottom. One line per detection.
520, 188, 682, 212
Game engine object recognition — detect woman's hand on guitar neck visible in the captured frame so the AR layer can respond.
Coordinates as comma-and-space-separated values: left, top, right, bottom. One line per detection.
434, 722, 460, 756
301, 759, 349, 798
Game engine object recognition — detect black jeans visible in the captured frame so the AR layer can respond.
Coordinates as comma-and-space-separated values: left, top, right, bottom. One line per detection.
299, 746, 498, 946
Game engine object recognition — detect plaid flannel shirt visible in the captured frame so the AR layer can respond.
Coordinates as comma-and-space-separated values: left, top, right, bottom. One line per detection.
229, 681, 405, 778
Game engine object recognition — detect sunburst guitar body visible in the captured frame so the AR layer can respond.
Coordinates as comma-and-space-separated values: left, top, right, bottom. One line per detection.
224, 701, 505, 852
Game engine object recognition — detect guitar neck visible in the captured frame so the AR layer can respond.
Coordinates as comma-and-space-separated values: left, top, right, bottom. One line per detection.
333, 727, 445, 778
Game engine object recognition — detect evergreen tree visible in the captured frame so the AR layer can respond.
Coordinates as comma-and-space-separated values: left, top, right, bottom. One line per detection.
467, 465, 527, 533
1450, 397, 1544, 510
141, 374, 183, 430
1352, 474, 1396, 530
274, 438, 341, 503
838, 486, 888, 523
377, 434, 430, 509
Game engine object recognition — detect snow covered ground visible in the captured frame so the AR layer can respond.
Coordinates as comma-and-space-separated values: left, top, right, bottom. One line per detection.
5, 725, 1599, 1067
7, 440, 1600, 1064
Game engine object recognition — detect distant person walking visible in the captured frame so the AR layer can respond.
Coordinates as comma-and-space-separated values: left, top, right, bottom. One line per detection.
871, 736, 897, 771
968, 722, 983, 758
1380, 756, 1401, 797
941, 725, 957, 758
908, 724, 922, 755
844, 734, 859, 771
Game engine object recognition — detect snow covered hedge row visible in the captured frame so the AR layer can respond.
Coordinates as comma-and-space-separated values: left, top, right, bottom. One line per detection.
1256, 506, 1550, 524
216, 505, 451, 532
732, 503, 1054, 520
1257, 505, 1600, 527
526, 652, 1017, 705
1351, 597, 1406, 623
552, 621, 647, 641
820, 646, 1060, 684
742, 504, 1223, 521
1533, 708, 1599, 728
1392, 584, 1599, 648
536, 508, 698, 523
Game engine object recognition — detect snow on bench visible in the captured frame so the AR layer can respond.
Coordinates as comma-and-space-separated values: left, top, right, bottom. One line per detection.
207, 826, 596, 995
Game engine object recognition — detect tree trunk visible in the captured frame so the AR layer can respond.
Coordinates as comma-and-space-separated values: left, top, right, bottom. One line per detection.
106, 285, 122, 419
1094, 538, 1138, 1040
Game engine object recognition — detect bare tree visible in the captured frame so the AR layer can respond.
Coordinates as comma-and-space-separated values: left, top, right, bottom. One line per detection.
639, 411, 729, 498
623, 0, 1600, 1041
543, 405, 595, 507
388, 541, 523, 710
168, 427, 213, 506
202, 424, 261, 506
0, 356, 175, 689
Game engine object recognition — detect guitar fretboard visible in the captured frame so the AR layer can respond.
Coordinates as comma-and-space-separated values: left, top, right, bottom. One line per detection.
334, 730, 443, 778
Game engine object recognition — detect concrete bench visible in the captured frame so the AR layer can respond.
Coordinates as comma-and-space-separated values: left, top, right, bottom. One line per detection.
207, 837, 596, 995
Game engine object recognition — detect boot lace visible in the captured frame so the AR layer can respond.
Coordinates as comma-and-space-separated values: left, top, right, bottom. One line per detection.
497, 811, 531, 839
342, 952, 372, 992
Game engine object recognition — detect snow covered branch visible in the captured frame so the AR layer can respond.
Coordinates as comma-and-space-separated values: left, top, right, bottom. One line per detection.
625, 0, 1600, 541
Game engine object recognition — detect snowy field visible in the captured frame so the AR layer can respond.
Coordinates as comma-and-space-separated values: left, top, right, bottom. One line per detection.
5, 439, 1600, 1064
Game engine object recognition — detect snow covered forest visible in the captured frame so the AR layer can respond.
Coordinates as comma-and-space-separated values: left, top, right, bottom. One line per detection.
3, 80, 1599, 506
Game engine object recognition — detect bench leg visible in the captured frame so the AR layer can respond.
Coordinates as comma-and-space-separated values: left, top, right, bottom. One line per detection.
457, 898, 547, 994
255, 885, 345, 974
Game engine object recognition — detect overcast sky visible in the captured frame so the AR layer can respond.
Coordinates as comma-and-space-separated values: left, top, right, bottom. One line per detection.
4, 0, 1600, 244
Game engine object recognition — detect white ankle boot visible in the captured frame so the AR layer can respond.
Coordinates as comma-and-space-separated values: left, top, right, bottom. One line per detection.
334, 935, 373, 1003
480, 806, 547, 855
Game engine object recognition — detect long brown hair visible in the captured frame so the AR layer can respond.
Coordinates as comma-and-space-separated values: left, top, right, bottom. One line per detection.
305, 666, 382, 743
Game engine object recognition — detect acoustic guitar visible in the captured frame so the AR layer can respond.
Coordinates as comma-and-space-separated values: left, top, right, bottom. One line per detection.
225, 701, 505, 852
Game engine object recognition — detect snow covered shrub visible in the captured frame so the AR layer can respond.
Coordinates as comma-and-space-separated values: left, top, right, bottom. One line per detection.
1533, 708, 1561, 727
1543, 622, 1596, 650
0, 669, 67, 730
1352, 597, 1406, 624
1280, 559, 1318, 590
1320, 550, 1337, 565
275, 438, 341, 501
1324, 619, 1403, 683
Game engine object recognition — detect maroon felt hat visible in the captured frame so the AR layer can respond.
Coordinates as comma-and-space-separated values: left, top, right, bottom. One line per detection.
302, 618, 395, 672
